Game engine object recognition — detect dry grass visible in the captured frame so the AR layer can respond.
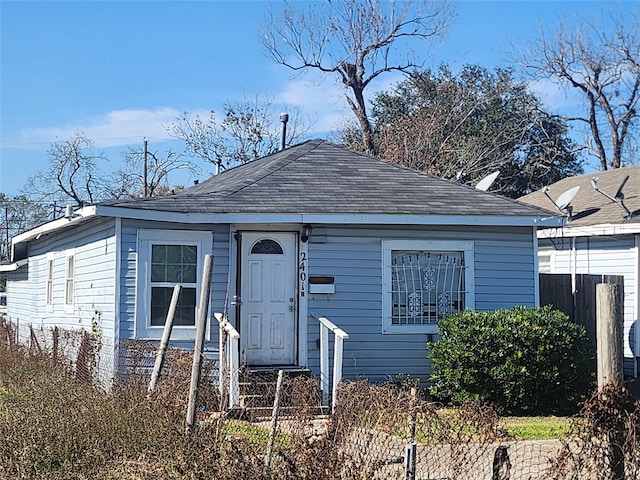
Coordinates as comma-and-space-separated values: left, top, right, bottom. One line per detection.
1, 320, 638, 480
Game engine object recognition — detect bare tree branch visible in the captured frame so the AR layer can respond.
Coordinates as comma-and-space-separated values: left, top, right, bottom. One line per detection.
24, 132, 108, 209
520, 7, 640, 170
261, 0, 454, 154
167, 93, 311, 173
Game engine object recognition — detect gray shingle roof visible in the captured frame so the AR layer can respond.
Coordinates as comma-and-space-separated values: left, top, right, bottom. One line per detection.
520, 165, 640, 227
101, 139, 556, 218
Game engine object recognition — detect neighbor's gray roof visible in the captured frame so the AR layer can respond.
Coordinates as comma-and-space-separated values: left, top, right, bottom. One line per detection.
520, 165, 640, 228
100, 139, 556, 218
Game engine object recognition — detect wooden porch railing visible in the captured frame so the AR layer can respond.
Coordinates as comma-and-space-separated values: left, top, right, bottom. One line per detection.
214, 312, 240, 409
309, 309, 349, 412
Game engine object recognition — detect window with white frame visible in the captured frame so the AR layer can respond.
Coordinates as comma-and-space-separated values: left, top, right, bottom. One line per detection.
150, 244, 198, 326
64, 251, 75, 311
137, 230, 212, 339
46, 253, 54, 310
382, 240, 474, 333
538, 253, 553, 273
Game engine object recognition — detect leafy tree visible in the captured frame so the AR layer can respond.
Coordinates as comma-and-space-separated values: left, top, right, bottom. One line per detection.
167, 94, 310, 173
261, 0, 454, 155
428, 306, 595, 415
355, 65, 583, 197
522, 7, 640, 170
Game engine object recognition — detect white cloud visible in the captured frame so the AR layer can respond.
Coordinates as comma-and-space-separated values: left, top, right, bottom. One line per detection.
528, 77, 575, 113
275, 77, 350, 134
275, 71, 406, 135
11, 108, 187, 149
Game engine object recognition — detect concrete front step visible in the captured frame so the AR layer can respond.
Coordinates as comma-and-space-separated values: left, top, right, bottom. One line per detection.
246, 405, 330, 421
238, 367, 321, 411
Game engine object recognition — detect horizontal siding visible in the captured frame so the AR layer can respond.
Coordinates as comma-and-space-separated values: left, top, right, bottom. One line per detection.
117, 220, 228, 354
306, 225, 537, 384
539, 235, 638, 372
6, 218, 117, 356
5, 269, 32, 323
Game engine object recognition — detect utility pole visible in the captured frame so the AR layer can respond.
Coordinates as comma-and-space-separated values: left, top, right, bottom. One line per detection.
3, 204, 9, 260
143, 138, 149, 197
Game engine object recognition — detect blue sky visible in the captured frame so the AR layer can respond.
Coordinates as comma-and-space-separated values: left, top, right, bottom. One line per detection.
0, 0, 634, 196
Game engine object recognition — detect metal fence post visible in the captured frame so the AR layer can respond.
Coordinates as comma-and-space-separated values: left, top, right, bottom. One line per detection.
404, 442, 417, 480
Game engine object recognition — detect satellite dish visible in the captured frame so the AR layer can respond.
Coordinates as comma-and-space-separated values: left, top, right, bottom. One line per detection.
614, 175, 629, 199
543, 185, 580, 218
555, 186, 580, 210
592, 175, 633, 219
475, 171, 500, 191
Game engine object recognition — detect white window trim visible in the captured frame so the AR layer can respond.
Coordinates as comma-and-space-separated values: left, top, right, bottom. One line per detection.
538, 250, 555, 274
136, 230, 212, 341
64, 249, 75, 314
46, 252, 54, 313
382, 239, 475, 334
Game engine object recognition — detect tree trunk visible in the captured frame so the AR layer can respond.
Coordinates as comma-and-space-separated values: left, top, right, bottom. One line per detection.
347, 85, 376, 155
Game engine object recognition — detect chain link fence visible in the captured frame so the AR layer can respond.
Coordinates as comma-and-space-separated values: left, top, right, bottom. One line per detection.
1, 318, 639, 480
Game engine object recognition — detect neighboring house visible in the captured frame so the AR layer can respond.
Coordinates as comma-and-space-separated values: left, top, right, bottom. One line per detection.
2, 140, 562, 398
520, 165, 640, 378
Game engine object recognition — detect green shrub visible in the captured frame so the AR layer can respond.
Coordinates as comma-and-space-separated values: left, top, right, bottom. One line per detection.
427, 305, 595, 415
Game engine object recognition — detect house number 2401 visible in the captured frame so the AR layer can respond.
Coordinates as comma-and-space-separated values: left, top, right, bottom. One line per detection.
299, 251, 308, 297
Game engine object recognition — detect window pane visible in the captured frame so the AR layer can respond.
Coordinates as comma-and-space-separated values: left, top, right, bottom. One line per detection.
151, 244, 198, 283
150, 286, 196, 326
152, 245, 167, 263
174, 287, 196, 326
66, 279, 74, 305
151, 245, 167, 282
65, 256, 74, 305
150, 287, 171, 326
166, 264, 182, 282
251, 239, 283, 254
181, 264, 197, 283
390, 250, 464, 325
182, 245, 197, 264
151, 264, 166, 282
166, 245, 182, 263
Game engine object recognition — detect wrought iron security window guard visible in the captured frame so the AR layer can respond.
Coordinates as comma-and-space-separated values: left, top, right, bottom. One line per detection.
390, 251, 466, 325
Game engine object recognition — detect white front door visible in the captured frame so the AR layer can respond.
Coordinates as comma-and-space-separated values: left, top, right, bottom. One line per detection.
240, 232, 297, 366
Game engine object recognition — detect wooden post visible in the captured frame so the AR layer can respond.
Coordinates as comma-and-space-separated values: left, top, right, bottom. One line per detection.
596, 283, 624, 389
596, 283, 626, 480
185, 254, 213, 434
265, 369, 285, 468
148, 284, 180, 394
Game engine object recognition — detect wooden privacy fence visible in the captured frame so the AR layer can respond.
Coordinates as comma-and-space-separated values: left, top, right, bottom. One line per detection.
539, 273, 624, 348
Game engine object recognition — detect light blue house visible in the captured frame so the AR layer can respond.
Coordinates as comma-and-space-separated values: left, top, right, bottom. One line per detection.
3, 140, 562, 401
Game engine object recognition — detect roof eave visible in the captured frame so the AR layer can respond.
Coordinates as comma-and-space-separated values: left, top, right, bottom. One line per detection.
95, 205, 562, 227
0, 259, 28, 272
537, 222, 640, 238
11, 205, 97, 258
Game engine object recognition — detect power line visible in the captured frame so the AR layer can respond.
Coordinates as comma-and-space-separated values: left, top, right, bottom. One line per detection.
2, 136, 176, 148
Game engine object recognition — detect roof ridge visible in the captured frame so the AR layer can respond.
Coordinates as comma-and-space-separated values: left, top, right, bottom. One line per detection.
215, 139, 324, 198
